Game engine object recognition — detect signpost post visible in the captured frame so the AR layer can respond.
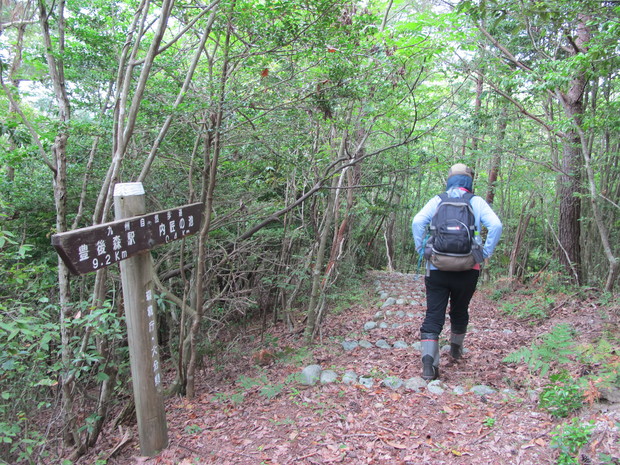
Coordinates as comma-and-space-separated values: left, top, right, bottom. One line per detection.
51, 182, 203, 456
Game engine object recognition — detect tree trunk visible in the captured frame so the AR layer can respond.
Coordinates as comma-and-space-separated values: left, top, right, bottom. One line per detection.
384, 187, 399, 272
557, 134, 582, 284
304, 125, 345, 343
556, 15, 593, 285
509, 196, 535, 280
486, 105, 507, 206
37, 0, 76, 447
186, 6, 231, 398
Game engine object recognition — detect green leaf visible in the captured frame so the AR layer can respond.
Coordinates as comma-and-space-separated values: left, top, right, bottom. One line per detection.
35, 378, 58, 387
95, 371, 110, 382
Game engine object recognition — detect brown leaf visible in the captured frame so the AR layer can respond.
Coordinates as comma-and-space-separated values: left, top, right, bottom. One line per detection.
384, 440, 407, 450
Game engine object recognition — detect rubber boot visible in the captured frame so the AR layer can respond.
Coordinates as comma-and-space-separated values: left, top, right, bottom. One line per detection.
450, 332, 466, 360
421, 333, 440, 381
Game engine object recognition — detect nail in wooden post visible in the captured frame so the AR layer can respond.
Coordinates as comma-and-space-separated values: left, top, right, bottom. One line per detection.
113, 182, 168, 455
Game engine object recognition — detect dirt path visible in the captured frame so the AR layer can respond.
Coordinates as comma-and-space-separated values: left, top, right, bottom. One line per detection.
99, 271, 619, 465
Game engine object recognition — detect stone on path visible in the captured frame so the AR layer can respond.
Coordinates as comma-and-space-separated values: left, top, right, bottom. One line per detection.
382, 376, 404, 390
300, 365, 322, 386
600, 386, 620, 403
470, 385, 497, 396
359, 340, 373, 349
320, 370, 338, 384
341, 341, 358, 351
358, 376, 374, 389
404, 377, 427, 392
381, 298, 397, 308
427, 380, 446, 395
375, 339, 391, 349
393, 340, 409, 349
453, 386, 466, 396
363, 321, 377, 331
342, 371, 358, 385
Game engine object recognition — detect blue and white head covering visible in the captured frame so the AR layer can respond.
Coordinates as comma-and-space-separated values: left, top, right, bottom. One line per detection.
446, 163, 473, 192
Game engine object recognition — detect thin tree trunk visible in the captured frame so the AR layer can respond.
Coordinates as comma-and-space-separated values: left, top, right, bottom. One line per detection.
509, 196, 535, 280
94, 0, 174, 224
187, 7, 232, 398
384, 185, 399, 272
37, 0, 76, 447
305, 125, 347, 343
138, 8, 216, 181
486, 105, 506, 205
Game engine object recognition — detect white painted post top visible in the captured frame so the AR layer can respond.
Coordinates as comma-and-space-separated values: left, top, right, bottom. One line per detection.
114, 182, 145, 197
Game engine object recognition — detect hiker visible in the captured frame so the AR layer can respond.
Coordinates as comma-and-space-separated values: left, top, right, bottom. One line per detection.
412, 163, 502, 381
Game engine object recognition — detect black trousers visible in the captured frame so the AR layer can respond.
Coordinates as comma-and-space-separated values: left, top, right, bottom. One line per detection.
420, 269, 480, 336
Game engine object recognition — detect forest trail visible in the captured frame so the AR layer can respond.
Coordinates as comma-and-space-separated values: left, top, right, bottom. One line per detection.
105, 271, 619, 465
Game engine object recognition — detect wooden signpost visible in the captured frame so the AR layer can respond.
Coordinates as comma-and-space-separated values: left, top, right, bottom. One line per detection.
52, 182, 203, 456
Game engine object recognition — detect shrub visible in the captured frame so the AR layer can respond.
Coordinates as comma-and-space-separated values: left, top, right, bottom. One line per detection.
539, 372, 584, 418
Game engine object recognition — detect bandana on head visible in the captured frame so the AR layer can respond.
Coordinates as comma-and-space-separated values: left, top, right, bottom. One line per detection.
446, 174, 473, 192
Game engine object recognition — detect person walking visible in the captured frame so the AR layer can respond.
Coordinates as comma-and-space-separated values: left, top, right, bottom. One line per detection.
412, 163, 502, 381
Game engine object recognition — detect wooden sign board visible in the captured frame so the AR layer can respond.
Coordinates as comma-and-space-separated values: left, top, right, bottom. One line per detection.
52, 202, 203, 275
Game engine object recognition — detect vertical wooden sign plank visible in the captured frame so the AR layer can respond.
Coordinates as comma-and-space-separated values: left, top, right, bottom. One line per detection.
114, 182, 168, 456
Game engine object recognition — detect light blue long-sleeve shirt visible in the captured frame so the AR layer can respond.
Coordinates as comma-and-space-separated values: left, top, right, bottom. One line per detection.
412, 188, 503, 267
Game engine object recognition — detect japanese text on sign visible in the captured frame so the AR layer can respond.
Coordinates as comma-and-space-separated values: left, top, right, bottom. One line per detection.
51, 202, 203, 275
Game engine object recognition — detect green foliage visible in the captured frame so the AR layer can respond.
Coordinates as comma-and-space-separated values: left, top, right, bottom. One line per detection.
550, 418, 595, 465
500, 294, 554, 320
0, 226, 59, 462
236, 375, 263, 390
576, 338, 615, 365
185, 424, 203, 435
213, 371, 306, 406
539, 372, 584, 418
503, 324, 576, 376
327, 273, 367, 315
259, 382, 285, 400
489, 286, 512, 301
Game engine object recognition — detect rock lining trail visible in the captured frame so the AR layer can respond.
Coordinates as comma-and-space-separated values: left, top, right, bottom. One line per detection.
299, 272, 504, 398
102, 271, 619, 465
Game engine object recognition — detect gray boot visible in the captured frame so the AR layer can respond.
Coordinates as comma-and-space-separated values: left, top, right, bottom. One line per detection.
450, 332, 466, 360
421, 333, 440, 381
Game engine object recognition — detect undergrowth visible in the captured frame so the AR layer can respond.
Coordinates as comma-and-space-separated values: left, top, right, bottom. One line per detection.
503, 323, 576, 376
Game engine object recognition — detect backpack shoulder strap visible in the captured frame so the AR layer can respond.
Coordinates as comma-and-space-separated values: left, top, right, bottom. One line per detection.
462, 192, 477, 232
462, 192, 475, 203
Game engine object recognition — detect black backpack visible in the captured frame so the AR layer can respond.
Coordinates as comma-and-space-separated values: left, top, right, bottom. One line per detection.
424, 192, 483, 271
